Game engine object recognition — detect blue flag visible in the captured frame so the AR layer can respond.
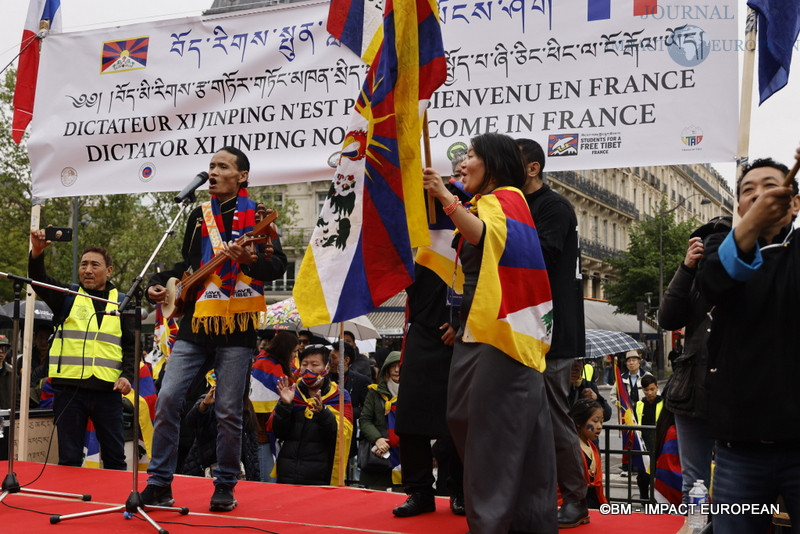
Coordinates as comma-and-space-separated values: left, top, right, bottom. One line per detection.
747, 0, 800, 103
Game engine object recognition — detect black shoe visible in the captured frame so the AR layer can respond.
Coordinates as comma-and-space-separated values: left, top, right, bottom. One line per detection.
557, 500, 590, 528
392, 493, 435, 517
141, 484, 174, 507
450, 495, 466, 516
209, 483, 237, 512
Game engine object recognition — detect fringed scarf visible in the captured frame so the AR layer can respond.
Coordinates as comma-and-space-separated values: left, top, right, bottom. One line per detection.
193, 188, 266, 334
367, 383, 402, 484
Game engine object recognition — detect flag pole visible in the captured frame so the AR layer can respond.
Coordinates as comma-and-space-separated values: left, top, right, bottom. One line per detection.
17, 16, 54, 459
423, 110, 436, 224
735, 7, 758, 223
337, 323, 346, 486
783, 159, 800, 187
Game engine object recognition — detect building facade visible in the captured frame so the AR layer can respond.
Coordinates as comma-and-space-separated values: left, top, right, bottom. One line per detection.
264, 162, 734, 301
207, 0, 736, 302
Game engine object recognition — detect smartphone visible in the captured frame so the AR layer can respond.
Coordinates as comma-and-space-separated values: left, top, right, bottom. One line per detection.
44, 227, 73, 242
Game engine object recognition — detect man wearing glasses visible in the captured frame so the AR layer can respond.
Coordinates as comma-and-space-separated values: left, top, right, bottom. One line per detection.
298, 331, 314, 349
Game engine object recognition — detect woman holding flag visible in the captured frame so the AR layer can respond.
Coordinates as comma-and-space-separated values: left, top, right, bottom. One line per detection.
423, 133, 558, 534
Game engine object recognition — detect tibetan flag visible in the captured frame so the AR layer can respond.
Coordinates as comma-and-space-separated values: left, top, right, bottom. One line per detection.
83, 420, 101, 469
125, 362, 158, 469
328, 0, 384, 64
39, 377, 54, 408
150, 303, 179, 380
416, 184, 469, 293
154, 303, 178, 353
747, 0, 800, 103
614, 360, 650, 473
295, 0, 446, 326
251, 352, 287, 415
654, 424, 683, 505
251, 351, 288, 464
12, 0, 61, 143
462, 188, 553, 371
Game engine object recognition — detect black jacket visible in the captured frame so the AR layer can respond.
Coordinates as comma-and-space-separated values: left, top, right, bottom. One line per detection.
180, 393, 260, 481
272, 380, 339, 485
526, 184, 585, 359
395, 264, 458, 437
329, 369, 371, 422
568, 379, 612, 422
658, 262, 711, 418
697, 227, 800, 442
147, 197, 287, 349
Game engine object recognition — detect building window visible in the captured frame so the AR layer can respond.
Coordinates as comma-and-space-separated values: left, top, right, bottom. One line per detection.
262, 192, 284, 208
612, 222, 617, 249
581, 211, 588, 239
316, 191, 328, 214
267, 260, 296, 292
593, 215, 599, 242
603, 219, 608, 245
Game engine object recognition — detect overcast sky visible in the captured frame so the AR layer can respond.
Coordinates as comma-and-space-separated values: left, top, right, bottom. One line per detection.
0, 0, 797, 189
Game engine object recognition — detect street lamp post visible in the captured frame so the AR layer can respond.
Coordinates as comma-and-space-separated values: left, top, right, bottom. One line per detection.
655, 194, 711, 378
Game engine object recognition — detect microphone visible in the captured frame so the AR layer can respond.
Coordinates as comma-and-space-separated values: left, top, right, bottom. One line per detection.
97, 309, 149, 320
174, 172, 209, 203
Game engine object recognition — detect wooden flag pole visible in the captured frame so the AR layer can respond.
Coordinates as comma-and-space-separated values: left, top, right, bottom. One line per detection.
337, 323, 346, 486
18, 18, 52, 460
783, 159, 800, 188
735, 8, 758, 224
423, 110, 436, 224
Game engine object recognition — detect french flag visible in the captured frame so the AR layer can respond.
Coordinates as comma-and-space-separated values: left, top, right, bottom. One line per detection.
12, 0, 61, 144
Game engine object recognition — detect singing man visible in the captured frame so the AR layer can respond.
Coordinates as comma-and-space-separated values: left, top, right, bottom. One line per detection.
142, 147, 286, 512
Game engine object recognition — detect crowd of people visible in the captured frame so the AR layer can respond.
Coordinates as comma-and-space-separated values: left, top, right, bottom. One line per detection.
5, 141, 798, 534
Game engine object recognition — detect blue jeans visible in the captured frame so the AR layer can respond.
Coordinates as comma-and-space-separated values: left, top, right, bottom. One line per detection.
257, 442, 276, 482
712, 441, 800, 533
674, 413, 714, 504
53, 385, 126, 469
147, 340, 252, 487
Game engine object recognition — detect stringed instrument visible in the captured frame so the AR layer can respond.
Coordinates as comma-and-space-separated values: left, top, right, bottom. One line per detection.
161, 209, 279, 319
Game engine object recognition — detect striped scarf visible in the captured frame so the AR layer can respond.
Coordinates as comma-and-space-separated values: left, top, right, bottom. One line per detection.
193, 188, 265, 334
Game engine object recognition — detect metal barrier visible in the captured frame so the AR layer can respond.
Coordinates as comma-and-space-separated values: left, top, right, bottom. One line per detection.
600, 423, 657, 505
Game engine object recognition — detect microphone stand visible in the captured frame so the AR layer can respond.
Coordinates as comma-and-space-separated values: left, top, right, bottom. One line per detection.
49, 197, 195, 532
0, 273, 92, 504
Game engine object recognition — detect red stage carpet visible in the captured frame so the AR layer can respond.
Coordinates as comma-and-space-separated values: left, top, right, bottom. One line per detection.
1, 462, 684, 533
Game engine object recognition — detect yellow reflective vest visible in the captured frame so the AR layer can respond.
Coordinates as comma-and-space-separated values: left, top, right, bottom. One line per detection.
49, 287, 123, 383
635, 398, 664, 426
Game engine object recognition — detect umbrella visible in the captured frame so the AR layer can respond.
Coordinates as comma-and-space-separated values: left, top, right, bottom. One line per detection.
584, 329, 643, 359
261, 322, 301, 333
309, 314, 381, 340
260, 297, 302, 329
0, 300, 55, 327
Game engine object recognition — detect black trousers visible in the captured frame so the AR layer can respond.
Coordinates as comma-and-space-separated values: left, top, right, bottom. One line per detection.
398, 433, 463, 498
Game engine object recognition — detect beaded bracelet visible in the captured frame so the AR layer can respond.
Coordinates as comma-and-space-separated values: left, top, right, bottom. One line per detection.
443, 196, 461, 216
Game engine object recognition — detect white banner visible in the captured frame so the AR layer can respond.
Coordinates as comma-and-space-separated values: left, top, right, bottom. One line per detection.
29, 0, 738, 198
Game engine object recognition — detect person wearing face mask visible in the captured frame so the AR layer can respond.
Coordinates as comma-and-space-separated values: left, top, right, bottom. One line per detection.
270, 345, 353, 486
359, 351, 402, 490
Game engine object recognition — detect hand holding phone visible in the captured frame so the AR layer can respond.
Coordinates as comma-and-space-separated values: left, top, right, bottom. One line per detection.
44, 226, 73, 242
